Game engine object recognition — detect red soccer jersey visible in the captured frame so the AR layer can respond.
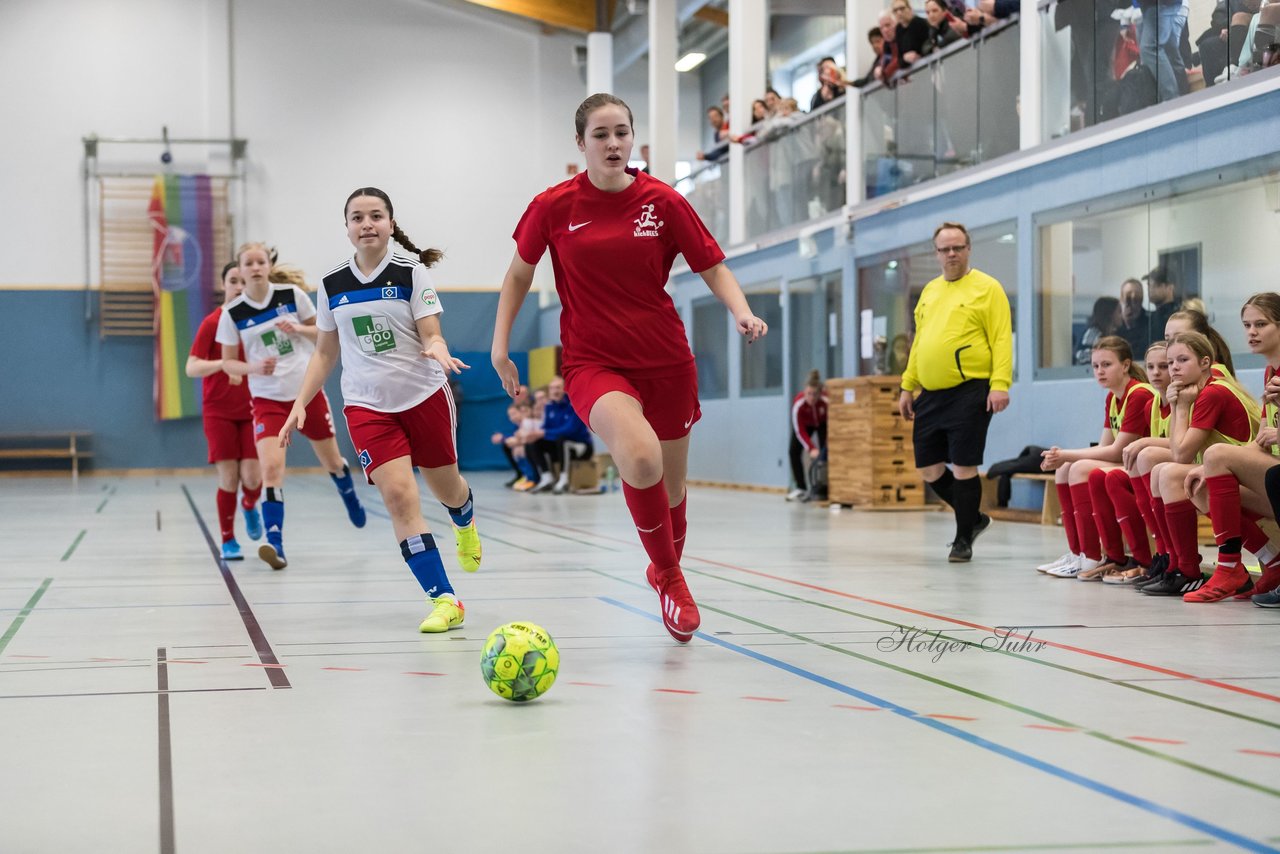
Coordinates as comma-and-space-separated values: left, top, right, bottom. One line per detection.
1189, 381, 1252, 443
1102, 380, 1155, 435
190, 307, 251, 420
791, 392, 829, 449
513, 168, 725, 373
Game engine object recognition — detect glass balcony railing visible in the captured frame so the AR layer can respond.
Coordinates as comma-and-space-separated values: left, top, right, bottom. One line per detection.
742, 100, 848, 239
861, 16, 1021, 199
1039, 0, 1279, 138
675, 160, 730, 247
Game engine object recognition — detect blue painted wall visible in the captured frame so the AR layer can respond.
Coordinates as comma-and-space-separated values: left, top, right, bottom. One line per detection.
1, 290, 538, 470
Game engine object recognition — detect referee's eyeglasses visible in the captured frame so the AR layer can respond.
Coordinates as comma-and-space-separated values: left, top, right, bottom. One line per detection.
934, 244, 968, 255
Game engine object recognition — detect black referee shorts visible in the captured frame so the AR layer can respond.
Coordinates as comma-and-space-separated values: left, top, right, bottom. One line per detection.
911, 379, 993, 469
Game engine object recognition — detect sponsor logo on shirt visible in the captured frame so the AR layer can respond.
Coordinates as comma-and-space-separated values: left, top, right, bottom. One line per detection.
353, 315, 396, 354
633, 203, 663, 238
421, 288, 438, 307
260, 329, 293, 356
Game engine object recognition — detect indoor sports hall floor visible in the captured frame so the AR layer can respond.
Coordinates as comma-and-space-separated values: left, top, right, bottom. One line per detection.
2, 471, 1279, 854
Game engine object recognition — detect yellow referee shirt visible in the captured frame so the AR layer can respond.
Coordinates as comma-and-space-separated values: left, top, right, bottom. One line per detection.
900, 268, 1013, 393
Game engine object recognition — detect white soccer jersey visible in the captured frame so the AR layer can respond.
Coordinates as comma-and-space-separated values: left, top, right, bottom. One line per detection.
215, 284, 317, 402
317, 251, 446, 412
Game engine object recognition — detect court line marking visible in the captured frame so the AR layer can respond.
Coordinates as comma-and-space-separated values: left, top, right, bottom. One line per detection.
599, 596, 1280, 854
680, 565, 1280, 732
0, 579, 53, 657
181, 485, 290, 690
60, 530, 86, 561
500, 507, 1280, 705
157, 648, 175, 854
95, 497, 108, 513
0, 687, 266, 700
780, 839, 1216, 852
589, 574, 1280, 799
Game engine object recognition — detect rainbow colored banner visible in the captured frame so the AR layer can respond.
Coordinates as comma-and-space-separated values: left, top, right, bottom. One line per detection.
149, 175, 216, 420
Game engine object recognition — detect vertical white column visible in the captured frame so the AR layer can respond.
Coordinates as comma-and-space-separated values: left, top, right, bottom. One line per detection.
648, 0, 678, 183
845, 0, 863, 207
728, 0, 767, 245
587, 31, 613, 96
1018, 0, 1042, 149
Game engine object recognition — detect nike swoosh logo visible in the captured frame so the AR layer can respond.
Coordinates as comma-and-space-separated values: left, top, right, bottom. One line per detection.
683, 413, 695, 429
568, 221, 592, 232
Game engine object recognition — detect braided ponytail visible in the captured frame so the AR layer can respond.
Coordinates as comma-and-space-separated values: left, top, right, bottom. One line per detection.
344, 186, 442, 268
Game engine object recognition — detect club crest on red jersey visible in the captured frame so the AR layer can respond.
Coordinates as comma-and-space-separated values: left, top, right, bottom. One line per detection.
633, 203, 663, 238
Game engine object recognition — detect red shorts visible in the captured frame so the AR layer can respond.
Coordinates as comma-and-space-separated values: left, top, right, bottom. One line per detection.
251, 393, 336, 444
564, 362, 700, 441
344, 385, 458, 484
203, 416, 256, 463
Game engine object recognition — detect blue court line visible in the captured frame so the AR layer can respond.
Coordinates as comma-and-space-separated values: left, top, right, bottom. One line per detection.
599, 596, 1280, 854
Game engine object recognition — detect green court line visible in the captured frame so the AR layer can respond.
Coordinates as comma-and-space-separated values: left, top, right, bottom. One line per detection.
787, 839, 1213, 853
94, 498, 108, 513
0, 579, 53, 657
587, 568, 1280, 801
681, 565, 1280, 733
61, 530, 86, 562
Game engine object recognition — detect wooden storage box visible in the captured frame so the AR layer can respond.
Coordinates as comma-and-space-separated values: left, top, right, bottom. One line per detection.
826, 375, 924, 508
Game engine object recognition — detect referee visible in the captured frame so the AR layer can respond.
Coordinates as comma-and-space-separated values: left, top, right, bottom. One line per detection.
897, 222, 1013, 562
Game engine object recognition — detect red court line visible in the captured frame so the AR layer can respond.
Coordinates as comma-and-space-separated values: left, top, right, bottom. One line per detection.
322, 667, 365, 672
653, 688, 699, 695
511, 507, 1280, 707
833, 704, 883, 711
567, 681, 612, 687
1239, 749, 1280, 758
1126, 736, 1186, 745
742, 695, 788, 703
403, 671, 445, 677
925, 713, 978, 721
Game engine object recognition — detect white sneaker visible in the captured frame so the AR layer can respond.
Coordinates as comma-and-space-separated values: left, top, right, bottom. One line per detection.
1037, 551, 1076, 573
1050, 556, 1100, 578
786, 488, 807, 502
532, 473, 555, 493
552, 475, 570, 494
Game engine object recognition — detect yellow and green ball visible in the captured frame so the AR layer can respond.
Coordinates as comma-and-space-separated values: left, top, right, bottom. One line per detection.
480, 622, 559, 702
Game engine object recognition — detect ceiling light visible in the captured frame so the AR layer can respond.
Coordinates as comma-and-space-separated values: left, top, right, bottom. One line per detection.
674, 52, 707, 72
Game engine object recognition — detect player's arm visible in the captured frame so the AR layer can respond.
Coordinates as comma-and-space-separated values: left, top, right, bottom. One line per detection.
699, 262, 766, 342
185, 355, 224, 378
416, 315, 468, 374
279, 330, 340, 447
492, 252, 536, 397
221, 343, 261, 376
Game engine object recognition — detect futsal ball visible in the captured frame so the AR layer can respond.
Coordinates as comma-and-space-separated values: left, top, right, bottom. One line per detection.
480, 622, 559, 702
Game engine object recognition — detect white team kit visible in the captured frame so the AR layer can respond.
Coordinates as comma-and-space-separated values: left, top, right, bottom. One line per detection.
317, 250, 447, 413
215, 284, 317, 401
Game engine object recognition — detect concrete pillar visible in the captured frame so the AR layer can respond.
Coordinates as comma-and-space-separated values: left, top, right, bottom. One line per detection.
1018, 0, 1042, 150
845, 0, 863, 207
587, 31, 613, 97
728, 0, 767, 245
648, 0, 678, 182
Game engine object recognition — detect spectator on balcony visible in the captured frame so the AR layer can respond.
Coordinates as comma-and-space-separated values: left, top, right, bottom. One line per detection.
811, 56, 849, 110
696, 105, 730, 163
1117, 277, 1152, 356
853, 27, 887, 87
892, 0, 932, 64
1139, 0, 1190, 103
874, 11, 904, 83
966, 0, 1016, 31
1145, 264, 1181, 331
923, 0, 967, 53
730, 99, 770, 145
1195, 0, 1254, 85
764, 87, 782, 116
812, 112, 846, 213
1075, 296, 1121, 365
761, 97, 813, 228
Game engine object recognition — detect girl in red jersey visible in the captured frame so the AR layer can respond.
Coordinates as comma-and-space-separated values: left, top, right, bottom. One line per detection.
1141, 331, 1260, 598
1180, 294, 1280, 602
185, 262, 263, 560
216, 243, 367, 570
491, 93, 768, 644
1038, 337, 1155, 579
788, 369, 828, 502
281, 188, 480, 634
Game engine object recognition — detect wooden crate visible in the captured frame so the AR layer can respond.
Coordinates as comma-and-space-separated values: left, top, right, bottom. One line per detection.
826, 376, 924, 508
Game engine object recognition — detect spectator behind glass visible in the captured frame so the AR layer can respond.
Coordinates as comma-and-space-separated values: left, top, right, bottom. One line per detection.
891, 1, 932, 65
730, 99, 770, 144
923, 0, 967, 53
853, 27, 886, 87
764, 88, 782, 116
696, 106, 730, 163
1117, 277, 1151, 357
1138, 0, 1190, 103
1074, 296, 1121, 365
1145, 264, 1181, 334
810, 56, 848, 110
874, 11, 903, 84
966, 0, 1017, 31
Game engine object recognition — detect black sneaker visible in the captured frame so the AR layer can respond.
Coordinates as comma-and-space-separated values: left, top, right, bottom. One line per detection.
1133, 554, 1169, 590
1141, 570, 1207, 596
948, 536, 973, 563
971, 513, 992, 543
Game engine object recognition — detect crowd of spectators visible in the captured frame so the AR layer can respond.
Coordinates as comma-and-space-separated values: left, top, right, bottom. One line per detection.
1073, 265, 1191, 366
490, 375, 594, 494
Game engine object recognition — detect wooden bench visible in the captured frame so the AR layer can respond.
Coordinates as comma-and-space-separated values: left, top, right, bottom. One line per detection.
980, 472, 1060, 525
0, 433, 94, 479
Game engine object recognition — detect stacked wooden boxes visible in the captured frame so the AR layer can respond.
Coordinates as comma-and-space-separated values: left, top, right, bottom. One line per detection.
826, 376, 924, 508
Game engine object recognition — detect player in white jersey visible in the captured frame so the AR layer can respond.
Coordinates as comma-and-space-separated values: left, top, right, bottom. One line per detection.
216, 242, 367, 570
280, 188, 481, 633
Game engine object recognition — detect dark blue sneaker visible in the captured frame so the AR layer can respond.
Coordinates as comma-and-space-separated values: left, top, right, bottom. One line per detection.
243, 506, 263, 541
258, 540, 287, 570
220, 539, 244, 561
331, 466, 367, 528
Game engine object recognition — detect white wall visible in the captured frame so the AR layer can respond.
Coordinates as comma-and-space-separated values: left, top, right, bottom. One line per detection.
0, 0, 587, 290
